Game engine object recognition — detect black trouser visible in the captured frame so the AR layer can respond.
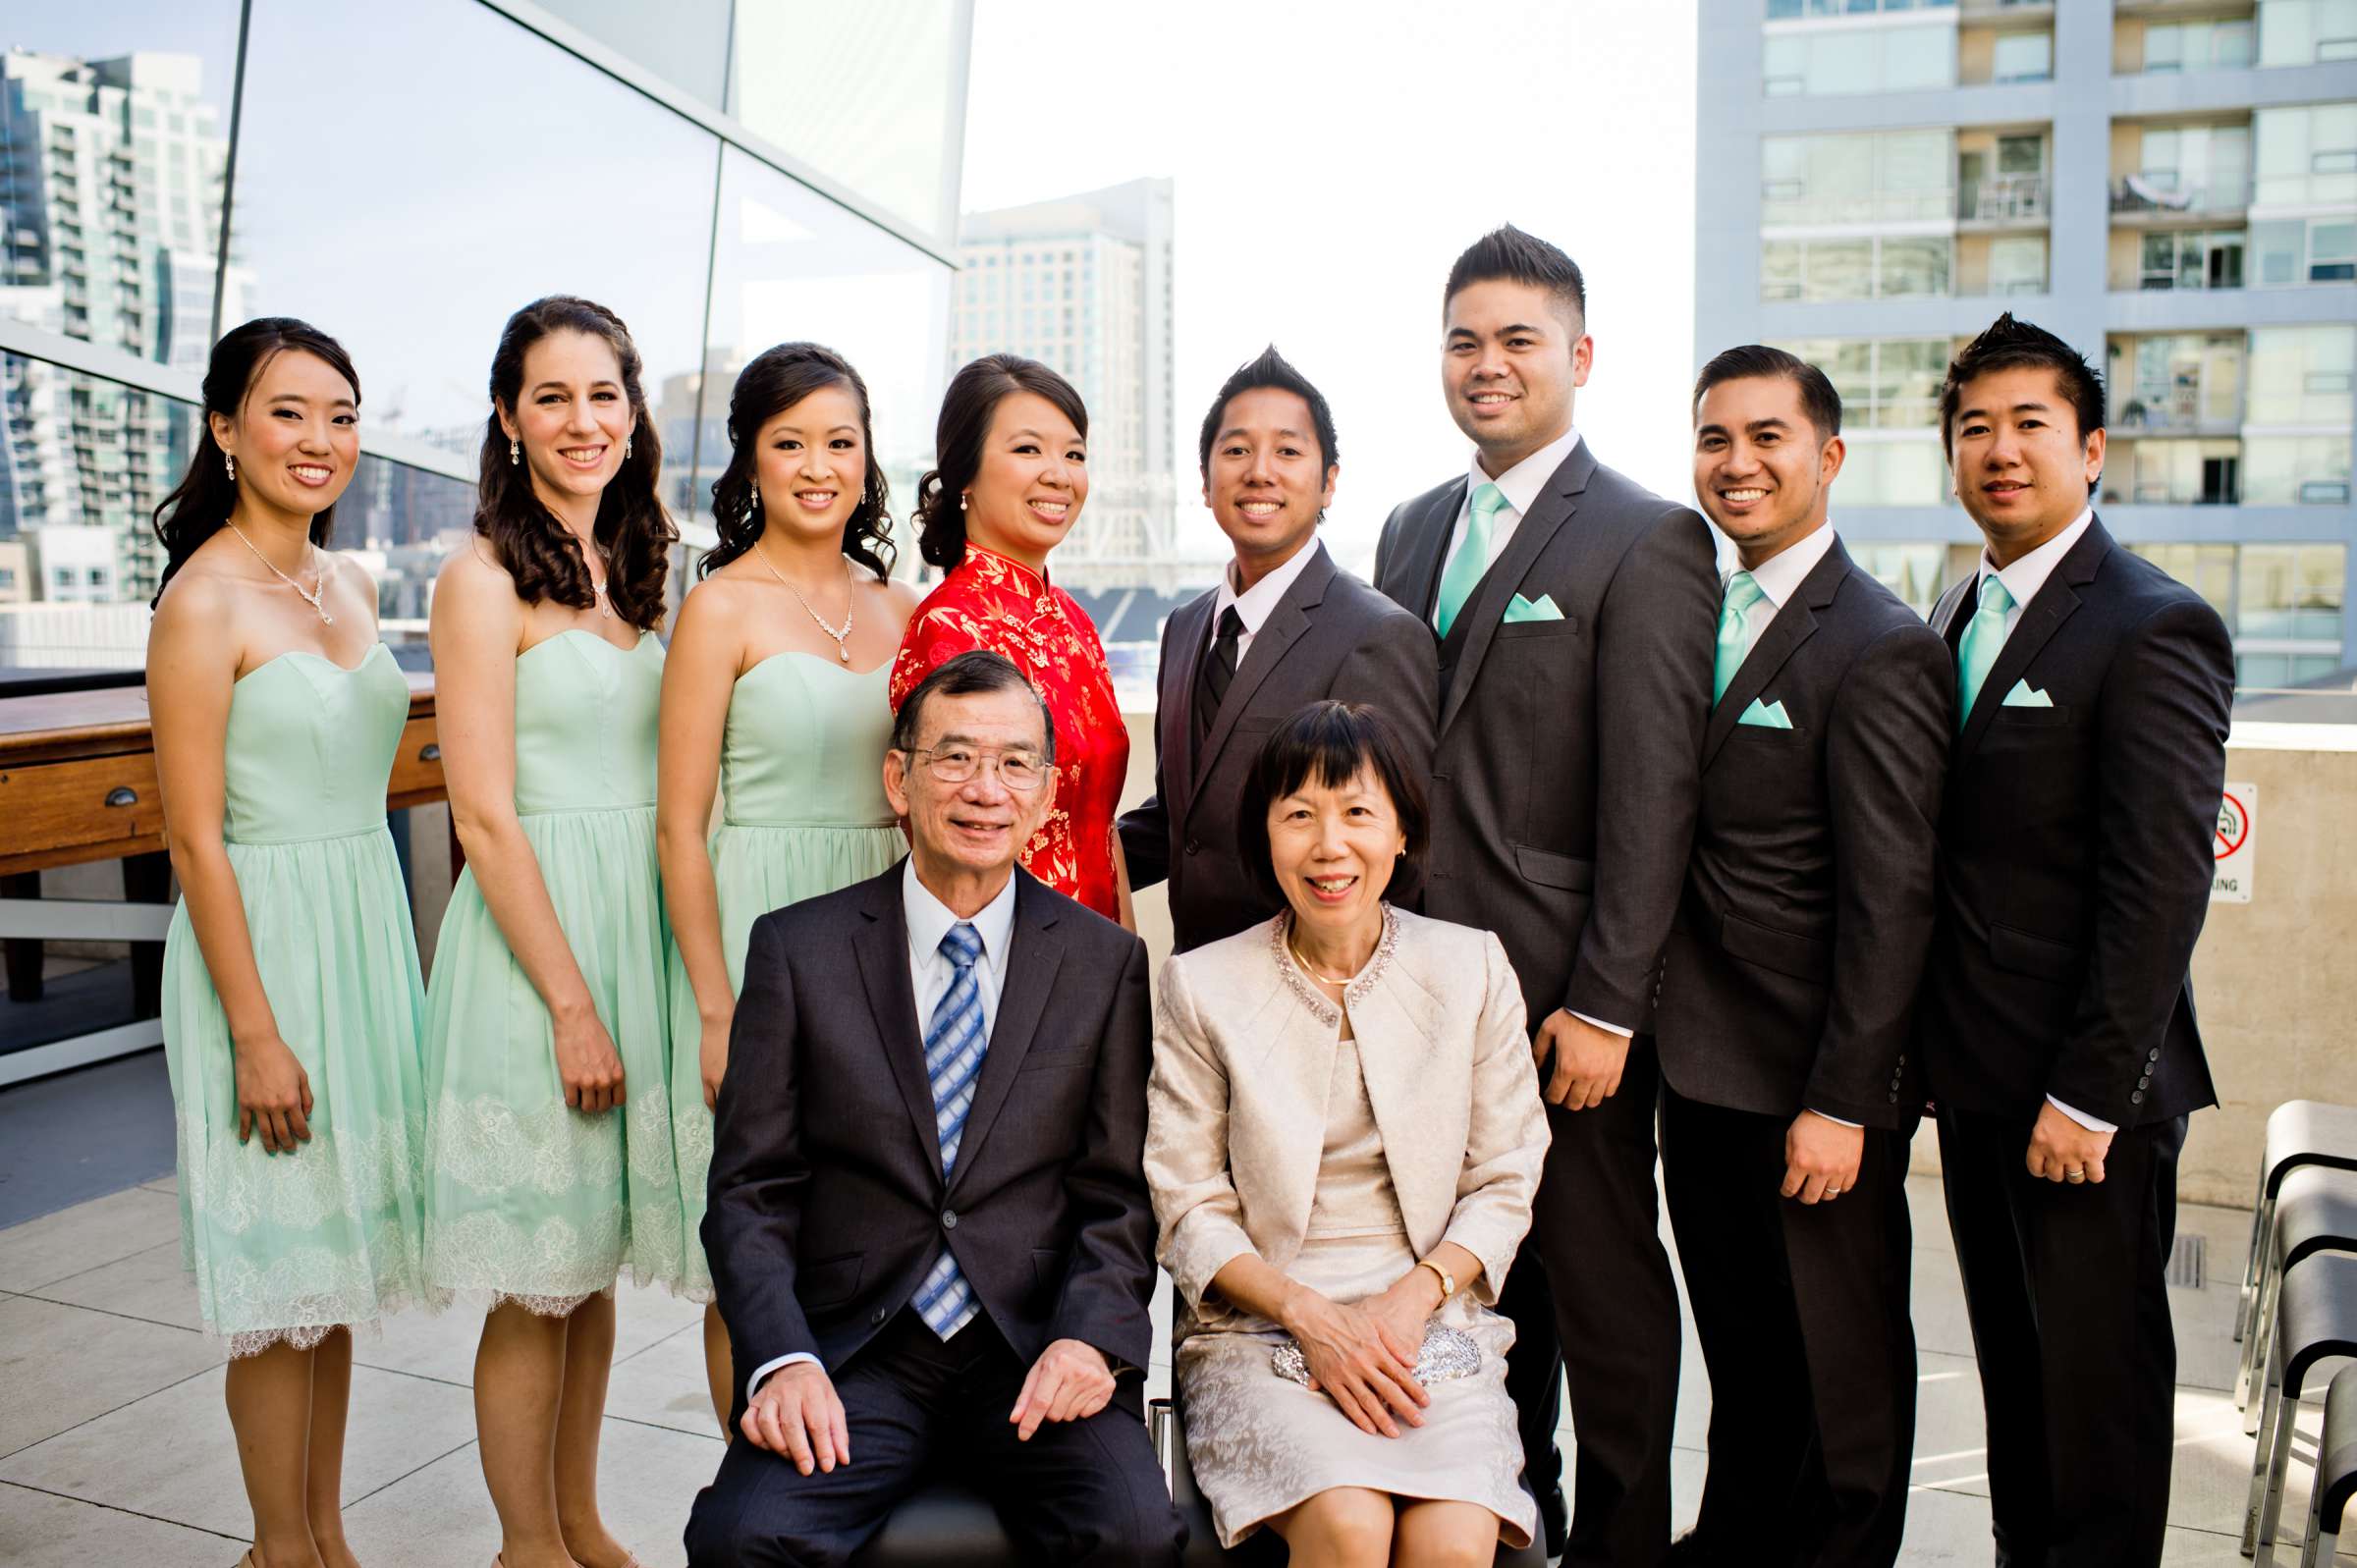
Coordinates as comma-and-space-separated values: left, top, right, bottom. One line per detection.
1519, 1034, 1682, 1568
1938, 1107, 2187, 1568
684, 1310, 1183, 1568
1660, 1086, 1918, 1568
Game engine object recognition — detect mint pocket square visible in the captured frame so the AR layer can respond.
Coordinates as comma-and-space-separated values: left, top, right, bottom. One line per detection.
2001, 679, 2055, 708
1504, 593, 1564, 623
1738, 698, 1794, 730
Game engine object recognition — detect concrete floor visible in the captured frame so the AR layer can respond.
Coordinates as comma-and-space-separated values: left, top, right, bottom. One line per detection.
0, 1172, 2346, 1566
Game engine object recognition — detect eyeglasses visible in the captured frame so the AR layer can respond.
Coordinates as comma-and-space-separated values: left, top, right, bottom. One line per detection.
902, 744, 1051, 791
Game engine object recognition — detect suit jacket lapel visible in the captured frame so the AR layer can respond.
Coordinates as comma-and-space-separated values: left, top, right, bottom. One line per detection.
1439, 442, 1595, 737
1399, 479, 1464, 624
1160, 592, 1215, 833
1956, 517, 2113, 757
850, 869, 944, 1183
946, 872, 1064, 1197
1188, 544, 1336, 804
1703, 537, 1850, 768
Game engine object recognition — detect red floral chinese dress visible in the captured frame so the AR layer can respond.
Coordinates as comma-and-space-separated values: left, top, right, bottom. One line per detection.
890, 544, 1129, 921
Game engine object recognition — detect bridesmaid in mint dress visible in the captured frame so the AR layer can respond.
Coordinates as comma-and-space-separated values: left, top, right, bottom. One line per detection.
658, 343, 919, 1432
421, 297, 676, 1568
148, 317, 425, 1568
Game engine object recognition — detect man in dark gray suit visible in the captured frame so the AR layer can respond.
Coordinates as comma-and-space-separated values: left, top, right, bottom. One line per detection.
1655, 347, 1950, 1568
1919, 315, 2232, 1568
685, 651, 1182, 1567
1120, 347, 1438, 953
1372, 226, 1719, 1568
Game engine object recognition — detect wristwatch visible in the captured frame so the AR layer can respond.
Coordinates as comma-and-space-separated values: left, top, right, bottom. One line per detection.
1414, 1258, 1456, 1301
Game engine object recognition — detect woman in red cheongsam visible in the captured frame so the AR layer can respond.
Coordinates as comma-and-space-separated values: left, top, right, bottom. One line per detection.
890, 354, 1132, 925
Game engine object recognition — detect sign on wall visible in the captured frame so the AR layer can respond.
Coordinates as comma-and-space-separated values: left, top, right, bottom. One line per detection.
2213, 783, 2256, 904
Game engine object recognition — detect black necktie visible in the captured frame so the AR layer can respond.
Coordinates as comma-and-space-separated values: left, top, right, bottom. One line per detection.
1195, 606, 1244, 741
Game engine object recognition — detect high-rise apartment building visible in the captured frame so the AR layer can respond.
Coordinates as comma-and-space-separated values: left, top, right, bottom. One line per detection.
0, 49, 231, 600
1697, 0, 2357, 688
954, 177, 1209, 591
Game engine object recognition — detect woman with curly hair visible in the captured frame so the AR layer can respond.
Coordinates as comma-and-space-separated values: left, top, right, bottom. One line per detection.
656, 342, 919, 1430
421, 296, 677, 1568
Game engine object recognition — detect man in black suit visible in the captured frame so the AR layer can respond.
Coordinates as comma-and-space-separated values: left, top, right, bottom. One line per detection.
1655, 347, 1950, 1567
1919, 314, 2233, 1568
685, 650, 1183, 1567
1120, 346, 1438, 952
1371, 226, 1720, 1567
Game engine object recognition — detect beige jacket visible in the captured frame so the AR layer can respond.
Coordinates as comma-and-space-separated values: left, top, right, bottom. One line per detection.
1146, 906, 1550, 1325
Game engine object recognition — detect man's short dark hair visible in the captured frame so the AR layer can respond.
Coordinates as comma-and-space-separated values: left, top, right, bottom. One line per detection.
1236, 701, 1429, 909
1940, 313, 2106, 495
891, 649, 1056, 765
1197, 346, 1340, 475
1692, 345, 1843, 442
1444, 225, 1587, 331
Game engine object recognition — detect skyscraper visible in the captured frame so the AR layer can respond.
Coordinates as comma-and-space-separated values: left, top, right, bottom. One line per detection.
1696, 0, 2357, 688
954, 176, 1208, 591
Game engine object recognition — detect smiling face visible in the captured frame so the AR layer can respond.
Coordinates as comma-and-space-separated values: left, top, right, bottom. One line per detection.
211, 349, 359, 521
964, 390, 1087, 568
1443, 278, 1590, 475
1947, 364, 2106, 566
884, 683, 1055, 888
1203, 386, 1334, 573
753, 382, 866, 550
1268, 763, 1405, 943
498, 328, 634, 517
1693, 374, 1843, 568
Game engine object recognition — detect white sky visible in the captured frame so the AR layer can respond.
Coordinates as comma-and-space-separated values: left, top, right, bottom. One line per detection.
960, 0, 1702, 576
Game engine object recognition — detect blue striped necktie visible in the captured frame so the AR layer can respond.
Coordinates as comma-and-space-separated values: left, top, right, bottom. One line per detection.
912, 921, 986, 1339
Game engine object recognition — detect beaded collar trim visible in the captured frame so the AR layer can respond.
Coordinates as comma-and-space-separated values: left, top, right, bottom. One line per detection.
1269, 904, 1400, 1028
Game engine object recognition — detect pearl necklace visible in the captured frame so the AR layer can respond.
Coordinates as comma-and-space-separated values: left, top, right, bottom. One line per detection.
227, 522, 334, 624
755, 543, 854, 663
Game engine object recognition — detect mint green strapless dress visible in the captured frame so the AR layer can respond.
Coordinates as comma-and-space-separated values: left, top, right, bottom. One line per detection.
669, 654, 904, 1300
160, 643, 430, 1357
422, 630, 682, 1313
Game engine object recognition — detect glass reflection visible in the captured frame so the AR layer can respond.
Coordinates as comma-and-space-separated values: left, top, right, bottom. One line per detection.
228, 0, 718, 460
535, 0, 732, 108
336, 456, 478, 642
695, 146, 952, 570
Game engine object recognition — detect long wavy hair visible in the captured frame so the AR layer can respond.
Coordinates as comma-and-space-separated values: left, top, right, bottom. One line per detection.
911, 353, 1089, 572
149, 317, 358, 607
476, 296, 674, 630
703, 342, 895, 580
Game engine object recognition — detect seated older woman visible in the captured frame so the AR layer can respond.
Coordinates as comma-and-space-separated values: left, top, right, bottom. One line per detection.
1146, 700, 1551, 1564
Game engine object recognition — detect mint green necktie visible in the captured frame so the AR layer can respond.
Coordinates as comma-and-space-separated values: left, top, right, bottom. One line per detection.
1712, 570, 1767, 705
1436, 482, 1507, 638
1955, 574, 2016, 726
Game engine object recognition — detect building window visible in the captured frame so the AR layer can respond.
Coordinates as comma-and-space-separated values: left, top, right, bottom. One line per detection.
2141, 20, 2257, 73
2252, 216, 2357, 285
1765, 0, 1955, 14
2137, 229, 2247, 291
1763, 22, 1954, 97
2257, 0, 2357, 67
2111, 333, 2246, 433
1761, 237, 1950, 301
1849, 542, 1948, 616
1991, 31, 2053, 83
2243, 436, 2354, 503
2238, 543, 2346, 638
2110, 438, 2243, 506
2253, 102, 2357, 207
1762, 130, 1955, 228
2246, 325, 2357, 426
2129, 543, 2239, 626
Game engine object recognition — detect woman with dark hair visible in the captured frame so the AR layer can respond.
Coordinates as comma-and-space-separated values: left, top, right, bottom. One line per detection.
147, 317, 429, 1568
657, 342, 919, 1428
1146, 701, 1550, 1563
889, 353, 1131, 923
420, 296, 678, 1568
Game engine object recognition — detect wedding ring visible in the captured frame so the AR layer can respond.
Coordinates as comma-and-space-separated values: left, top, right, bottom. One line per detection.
2065, 1167, 2087, 1183
1823, 1186, 1841, 1199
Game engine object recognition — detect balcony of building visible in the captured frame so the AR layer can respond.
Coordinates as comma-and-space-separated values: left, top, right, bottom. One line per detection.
2116, 3, 2260, 75
2112, 112, 2257, 225
2111, 330, 2250, 439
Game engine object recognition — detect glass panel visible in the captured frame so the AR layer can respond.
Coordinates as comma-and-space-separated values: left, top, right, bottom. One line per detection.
2255, 104, 2357, 206
2, 3, 243, 371
339, 457, 477, 638
1987, 236, 2047, 296
1806, 240, 1874, 301
2240, 544, 2298, 635
1764, 34, 1808, 95
229, 0, 718, 456
2246, 326, 2357, 426
2242, 435, 2353, 503
1886, 26, 1957, 90
2130, 542, 2239, 626
2258, 0, 2357, 67
729, 0, 961, 239
532, 0, 732, 107
2295, 544, 2346, 637
698, 145, 953, 563
1877, 236, 1950, 297
1761, 242, 1804, 301
1849, 542, 1946, 616
1992, 31, 2053, 82
0, 352, 200, 639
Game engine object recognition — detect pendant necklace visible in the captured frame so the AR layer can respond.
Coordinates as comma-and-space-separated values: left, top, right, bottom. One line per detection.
579, 538, 615, 619
1288, 933, 1356, 988
228, 522, 335, 625
755, 543, 854, 663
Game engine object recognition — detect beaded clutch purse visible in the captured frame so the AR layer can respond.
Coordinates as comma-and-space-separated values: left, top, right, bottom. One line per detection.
1271, 1322, 1482, 1387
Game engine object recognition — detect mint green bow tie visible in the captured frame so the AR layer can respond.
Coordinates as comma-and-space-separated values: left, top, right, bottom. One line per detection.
1436, 481, 1507, 638
1713, 570, 1767, 704
1956, 575, 2015, 726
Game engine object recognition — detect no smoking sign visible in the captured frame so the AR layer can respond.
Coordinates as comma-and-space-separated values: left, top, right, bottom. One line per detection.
2212, 782, 2256, 904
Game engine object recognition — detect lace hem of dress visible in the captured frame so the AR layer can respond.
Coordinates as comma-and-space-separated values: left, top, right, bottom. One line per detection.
1268, 904, 1401, 1027
179, 1111, 427, 1236
426, 1091, 677, 1199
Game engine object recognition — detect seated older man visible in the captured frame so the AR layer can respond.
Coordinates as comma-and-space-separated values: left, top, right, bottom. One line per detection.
685, 649, 1183, 1567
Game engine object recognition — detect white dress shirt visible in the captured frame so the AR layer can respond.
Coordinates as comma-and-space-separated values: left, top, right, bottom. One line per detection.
1432, 422, 1585, 615
1724, 519, 1837, 670
1967, 509, 2114, 1137
1210, 536, 1322, 666
747, 861, 1019, 1399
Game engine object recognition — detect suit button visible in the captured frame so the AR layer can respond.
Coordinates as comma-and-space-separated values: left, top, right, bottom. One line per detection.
942, 1210, 958, 1230
2129, 1091, 2145, 1106
1889, 1093, 1900, 1104
1184, 838, 1200, 856
2147, 1048, 2162, 1062
2136, 1074, 2151, 1090
872, 1308, 888, 1325
1896, 1054, 1907, 1067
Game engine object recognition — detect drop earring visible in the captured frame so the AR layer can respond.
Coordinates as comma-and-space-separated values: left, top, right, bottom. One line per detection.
959, 492, 968, 512
223, 453, 236, 482
509, 439, 520, 466
625, 434, 632, 460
